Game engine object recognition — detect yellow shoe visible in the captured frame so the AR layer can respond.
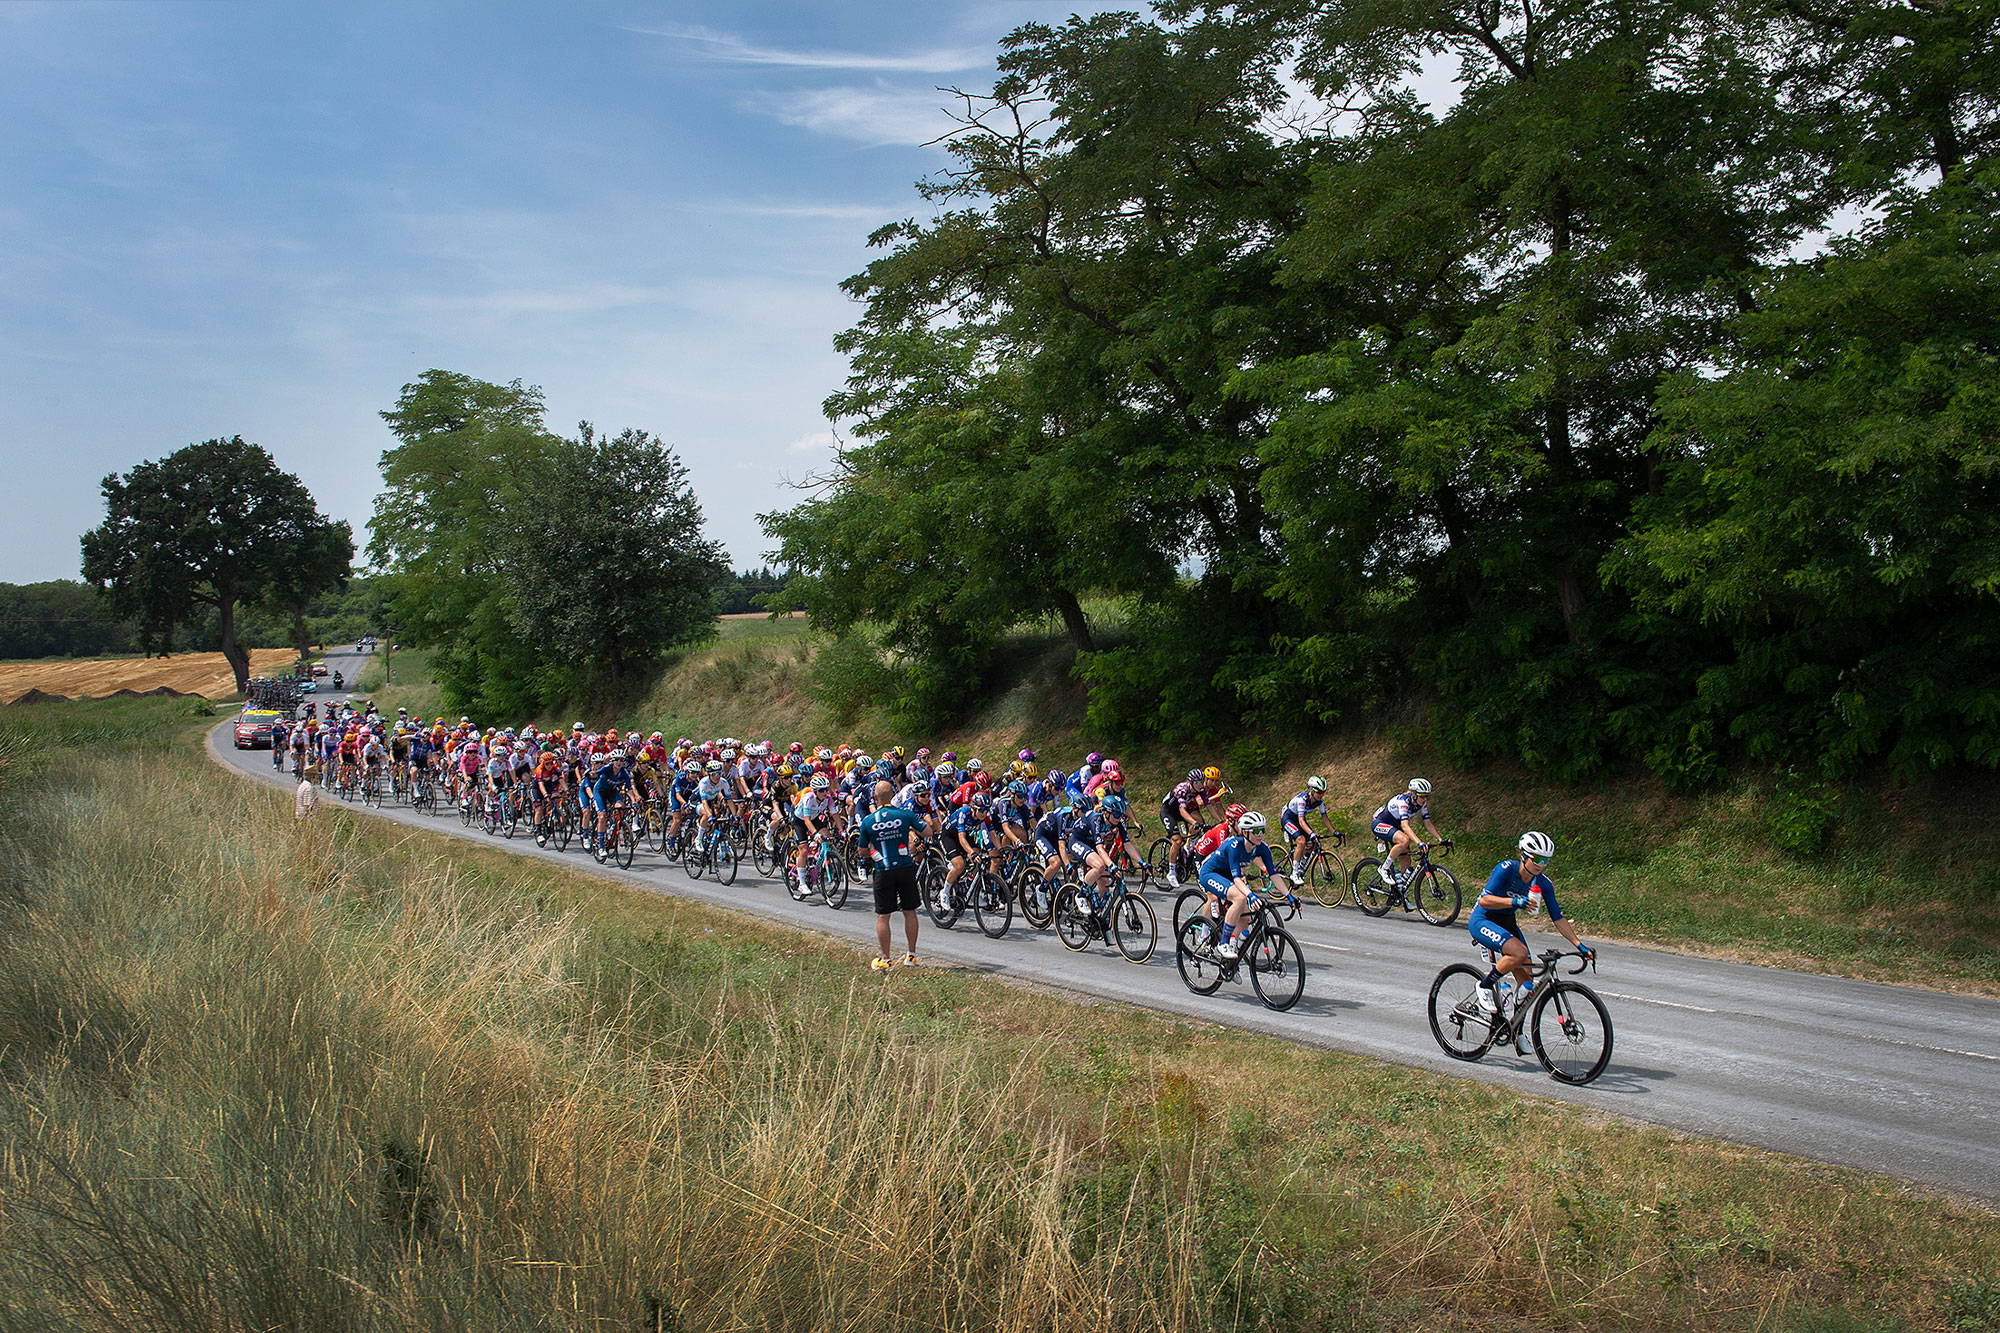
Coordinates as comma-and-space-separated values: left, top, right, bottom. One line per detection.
899, 953, 919, 968
869, 956, 894, 972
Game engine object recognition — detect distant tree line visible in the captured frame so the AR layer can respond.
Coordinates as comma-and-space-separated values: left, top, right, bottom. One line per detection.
367, 371, 727, 720
712, 567, 796, 616
765, 1, 2000, 786
0, 577, 396, 662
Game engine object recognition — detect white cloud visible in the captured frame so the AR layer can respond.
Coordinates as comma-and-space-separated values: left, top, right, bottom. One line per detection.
787, 429, 839, 455
625, 22, 991, 73
753, 84, 969, 148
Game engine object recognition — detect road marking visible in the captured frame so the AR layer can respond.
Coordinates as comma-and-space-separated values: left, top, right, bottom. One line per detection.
1592, 992, 1720, 1012
1874, 1037, 2000, 1063
1296, 940, 1351, 952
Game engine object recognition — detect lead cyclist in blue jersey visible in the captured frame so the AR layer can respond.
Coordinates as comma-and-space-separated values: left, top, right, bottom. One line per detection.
1466, 831, 1591, 1016
1196, 811, 1294, 961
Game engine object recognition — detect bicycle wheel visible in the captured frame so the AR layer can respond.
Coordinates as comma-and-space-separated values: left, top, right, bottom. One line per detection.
823, 853, 849, 909
1350, 858, 1394, 916
1307, 849, 1345, 909
1428, 964, 1500, 1062
1052, 884, 1092, 952
1529, 982, 1614, 1085
716, 833, 739, 885
1174, 916, 1224, 995
1248, 926, 1306, 1011
1414, 864, 1461, 926
555, 807, 574, 852
930, 875, 963, 929
364, 779, 383, 809
616, 818, 639, 869
687, 837, 709, 880
1143, 837, 1175, 892
1171, 888, 1210, 942
974, 872, 1012, 938
751, 824, 777, 877
647, 805, 669, 855
1111, 890, 1157, 964
1018, 870, 1054, 929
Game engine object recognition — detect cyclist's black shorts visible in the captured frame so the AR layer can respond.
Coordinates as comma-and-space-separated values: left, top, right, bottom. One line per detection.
873, 863, 919, 915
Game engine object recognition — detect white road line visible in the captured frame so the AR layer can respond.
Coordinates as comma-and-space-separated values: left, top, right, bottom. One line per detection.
1598, 990, 1718, 1014
1875, 1037, 2000, 1063
1295, 940, 1351, 952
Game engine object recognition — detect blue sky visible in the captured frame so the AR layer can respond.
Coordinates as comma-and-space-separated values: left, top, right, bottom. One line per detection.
0, 1, 1119, 582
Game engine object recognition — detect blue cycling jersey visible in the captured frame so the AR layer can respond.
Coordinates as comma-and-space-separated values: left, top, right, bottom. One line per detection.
1034, 809, 1071, 845
1469, 860, 1563, 934
1198, 835, 1276, 882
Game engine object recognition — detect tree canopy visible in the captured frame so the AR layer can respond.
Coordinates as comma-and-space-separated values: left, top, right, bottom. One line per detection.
764, 0, 2000, 782
80, 436, 352, 692
368, 371, 724, 718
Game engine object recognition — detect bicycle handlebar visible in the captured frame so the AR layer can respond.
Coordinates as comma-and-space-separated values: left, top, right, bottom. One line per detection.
1539, 947, 1596, 975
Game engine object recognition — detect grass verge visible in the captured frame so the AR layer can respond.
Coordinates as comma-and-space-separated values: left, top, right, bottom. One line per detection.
0, 700, 1995, 1330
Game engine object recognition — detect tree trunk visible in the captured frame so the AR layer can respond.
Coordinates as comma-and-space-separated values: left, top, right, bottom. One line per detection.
1557, 567, 1588, 646
291, 606, 311, 664
218, 596, 250, 695
1052, 588, 1095, 654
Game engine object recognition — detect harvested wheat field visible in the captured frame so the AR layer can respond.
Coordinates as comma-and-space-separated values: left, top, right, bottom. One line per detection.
0, 650, 296, 704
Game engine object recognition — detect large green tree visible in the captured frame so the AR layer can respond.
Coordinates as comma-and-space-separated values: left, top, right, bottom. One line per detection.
81, 437, 353, 692
369, 372, 723, 718
367, 371, 565, 718
508, 425, 725, 697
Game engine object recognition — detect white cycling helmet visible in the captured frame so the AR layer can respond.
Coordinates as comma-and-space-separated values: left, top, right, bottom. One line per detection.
1518, 830, 1556, 861
1407, 777, 1432, 795
1236, 811, 1267, 834
810, 774, 829, 791
1305, 775, 1327, 792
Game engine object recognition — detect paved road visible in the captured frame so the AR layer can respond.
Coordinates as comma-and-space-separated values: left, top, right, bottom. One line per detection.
218, 648, 2000, 1205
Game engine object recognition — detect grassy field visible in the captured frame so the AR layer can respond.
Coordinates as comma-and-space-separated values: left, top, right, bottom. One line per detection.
0, 698, 1995, 1331
365, 616, 2000, 993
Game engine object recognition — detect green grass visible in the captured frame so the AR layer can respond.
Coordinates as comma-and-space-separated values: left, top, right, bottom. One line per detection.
0, 699, 1995, 1330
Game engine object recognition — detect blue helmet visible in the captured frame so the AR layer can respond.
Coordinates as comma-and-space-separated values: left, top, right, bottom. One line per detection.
1100, 794, 1129, 817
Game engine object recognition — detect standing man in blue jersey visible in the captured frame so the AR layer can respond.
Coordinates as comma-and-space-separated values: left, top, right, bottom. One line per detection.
860, 779, 927, 971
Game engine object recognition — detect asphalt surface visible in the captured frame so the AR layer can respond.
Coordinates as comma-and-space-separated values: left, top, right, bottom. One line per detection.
216, 647, 2000, 1206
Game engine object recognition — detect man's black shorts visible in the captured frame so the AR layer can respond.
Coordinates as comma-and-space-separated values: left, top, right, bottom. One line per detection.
873, 863, 919, 915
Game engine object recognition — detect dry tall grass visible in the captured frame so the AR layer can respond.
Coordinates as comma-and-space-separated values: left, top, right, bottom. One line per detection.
4, 718, 1998, 1332
0, 753, 1224, 1331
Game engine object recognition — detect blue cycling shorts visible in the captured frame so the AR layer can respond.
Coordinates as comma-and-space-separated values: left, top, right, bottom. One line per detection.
1471, 917, 1522, 954
1198, 870, 1234, 898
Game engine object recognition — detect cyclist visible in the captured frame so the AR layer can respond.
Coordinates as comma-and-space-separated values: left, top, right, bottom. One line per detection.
859, 778, 926, 970
1196, 811, 1293, 961
790, 774, 843, 885
1031, 800, 1073, 880
530, 745, 563, 839
483, 737, 514, 818
1371, 779, 1443, 885
762, 762, 800, 853
939, 791, 997, 912
390, 724, 412, 790
1280, 775, 1335, 880
998, 780, 1035, 847
1084, 758, 1125, 799
591, 751, 639, 855
693, 760, 730, 848
666, 759, 702, 847
360, 730, 389, 798
1467, 831, 1591, 1016
1158, 766, 1222, 887
1064, 792, 1122, 898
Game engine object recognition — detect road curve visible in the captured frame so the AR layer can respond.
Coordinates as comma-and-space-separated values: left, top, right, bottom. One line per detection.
213, 648, 2000, 1206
